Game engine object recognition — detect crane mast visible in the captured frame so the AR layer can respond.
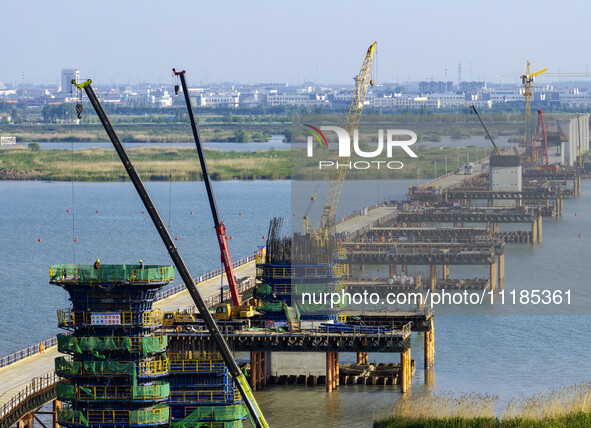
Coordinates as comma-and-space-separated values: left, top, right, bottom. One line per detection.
305, 42, 377, 239
521, 60, 548, 165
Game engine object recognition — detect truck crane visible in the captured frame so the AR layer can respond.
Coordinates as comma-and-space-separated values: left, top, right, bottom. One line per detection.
303, 42, 377, 242
72, 79, 268, 428
173, 69, 253, 321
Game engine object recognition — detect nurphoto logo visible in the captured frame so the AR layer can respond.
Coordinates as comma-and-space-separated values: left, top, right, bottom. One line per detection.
304, 124, 418, 170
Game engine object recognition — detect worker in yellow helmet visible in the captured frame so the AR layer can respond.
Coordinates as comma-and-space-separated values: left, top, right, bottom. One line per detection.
94, 258, 101, 269
139, 259, 144, 270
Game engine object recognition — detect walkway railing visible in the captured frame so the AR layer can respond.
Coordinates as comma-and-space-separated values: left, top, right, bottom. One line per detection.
0, 252, 259, 370
0, 371, 58, 423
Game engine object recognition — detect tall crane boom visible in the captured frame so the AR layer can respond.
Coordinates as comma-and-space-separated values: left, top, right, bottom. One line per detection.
173, 69, 241, 307
305, 42, 377, 237
520, 60, 548, 165
72, 79, 268, 428
467, 104, 501, 156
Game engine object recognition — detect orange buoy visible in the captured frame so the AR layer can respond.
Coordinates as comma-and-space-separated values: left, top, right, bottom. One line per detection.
229, 236, 233, 240
142, 210, 145, 214
175, 237, 179, 241
293, 213, 296, 216
191, 211, 194, 215
67, 209, 70, 213
38, 238, 42, 242
285, 235, 288, 239
96, 209, 99, 213
262, 235, 265, 239
74, 238, 78, 242
579, 233, 582, 238
575, 213, 578, 216
239, 212, 242, 216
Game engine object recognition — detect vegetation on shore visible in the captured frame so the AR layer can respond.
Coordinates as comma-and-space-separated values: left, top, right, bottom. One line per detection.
0, 144, 491, 182
374, 384, 591, 428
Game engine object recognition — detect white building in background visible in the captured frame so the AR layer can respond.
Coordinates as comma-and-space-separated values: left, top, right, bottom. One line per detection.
196, 93, 240, 108
60, 69, 79, 93
557, 114, 590, 166
266, 93, 328, 107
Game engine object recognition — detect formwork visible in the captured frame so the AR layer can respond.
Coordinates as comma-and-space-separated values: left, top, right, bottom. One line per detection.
51, 263, 174, 427
255, 218, 348, 322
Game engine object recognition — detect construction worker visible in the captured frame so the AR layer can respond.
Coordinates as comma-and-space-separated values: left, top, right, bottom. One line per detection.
94, 258, 101, 269
139, 259, 144, 269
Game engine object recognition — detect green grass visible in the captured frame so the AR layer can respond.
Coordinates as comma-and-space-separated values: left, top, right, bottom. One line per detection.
0, 145, 486, 182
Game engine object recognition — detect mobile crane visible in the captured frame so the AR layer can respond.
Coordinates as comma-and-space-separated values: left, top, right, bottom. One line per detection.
72, 79, 268, 428
467, 103, 501, 156
173, 69, 253, 321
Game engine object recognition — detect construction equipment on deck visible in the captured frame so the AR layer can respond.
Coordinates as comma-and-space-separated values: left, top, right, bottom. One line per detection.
521, 61, 548, 165
173, 68, 255, 319
303, 42, 377, 242
72, 79, 269, 428
467, 103, 501, 156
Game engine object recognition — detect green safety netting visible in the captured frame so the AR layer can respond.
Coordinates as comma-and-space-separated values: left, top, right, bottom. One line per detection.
129, 405, 169, 424
258, 301, 283, 312
134, 381, 170, 398
292, 283, 336, 294
57, 409, 89, 427
293, 304, 301, 320
283, 303, 291, 320
142, 335, 168, 356
295, 301, 331, 313
50, 264, 175, 283
173, 407, 246, 428
55, 382, 76, 400
57, 334, 167, 356
55, 357, 136, 378
255, 283, 272, 296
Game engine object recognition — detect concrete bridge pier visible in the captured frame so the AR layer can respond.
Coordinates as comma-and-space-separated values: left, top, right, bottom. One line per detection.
424, 318, 435, 369
326, 352, 339, 391
441, 265, 449, 280
429, 265, 437, 291
389, 264, 397, 277
498, 253, 505, 291
489, 260, 498, 291
357, 352, 368, 365
400, 348, 411, 393
401, 265, 408, 275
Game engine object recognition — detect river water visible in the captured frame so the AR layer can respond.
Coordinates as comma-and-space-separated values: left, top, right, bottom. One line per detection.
0, 179, 589, 427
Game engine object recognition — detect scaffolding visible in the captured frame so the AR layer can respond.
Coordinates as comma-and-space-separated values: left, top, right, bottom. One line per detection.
51, 263, 173, 428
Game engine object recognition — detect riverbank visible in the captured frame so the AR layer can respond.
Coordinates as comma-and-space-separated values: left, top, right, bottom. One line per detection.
0, 145, 491, 181
373, 384, 591, 428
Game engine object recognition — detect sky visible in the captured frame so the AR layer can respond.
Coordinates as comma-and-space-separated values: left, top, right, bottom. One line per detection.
1, 0, 590, 86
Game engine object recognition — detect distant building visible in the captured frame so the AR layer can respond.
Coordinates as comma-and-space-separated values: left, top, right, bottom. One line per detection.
60, 69, 79, 93
419, 81, 454, 93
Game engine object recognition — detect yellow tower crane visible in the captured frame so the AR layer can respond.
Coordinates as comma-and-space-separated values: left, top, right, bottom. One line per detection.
521, 60, 548, 165
304, 42, 377, 243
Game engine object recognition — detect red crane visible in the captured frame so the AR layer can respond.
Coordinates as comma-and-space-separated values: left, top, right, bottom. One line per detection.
173, 69, 241, 306
533, 109, 549, 166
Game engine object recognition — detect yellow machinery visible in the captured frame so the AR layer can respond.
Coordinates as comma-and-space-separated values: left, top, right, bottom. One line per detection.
304, 42, 377, 243
521, 61, 548, 164
214, 304, 254, 321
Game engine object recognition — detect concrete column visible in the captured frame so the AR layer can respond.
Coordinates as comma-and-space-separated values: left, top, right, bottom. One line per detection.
402, 265, 408, 275
400, 348, 411, 393
357, 352, 368, 364
425, 368, 435, 386
531, 219, 538, 245
498, 253, 505, 291
537, 214, 542, 244
429, 265, 437, 291
492, 222, 499, 233
424, 318, 435, 369
335, 353, 340, 388
326, 352, 333, 392
489, 261, 497, 291
442, 265, 450, 280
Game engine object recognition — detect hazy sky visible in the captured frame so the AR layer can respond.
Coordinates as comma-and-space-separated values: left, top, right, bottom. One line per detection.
2, 0, 590, 86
